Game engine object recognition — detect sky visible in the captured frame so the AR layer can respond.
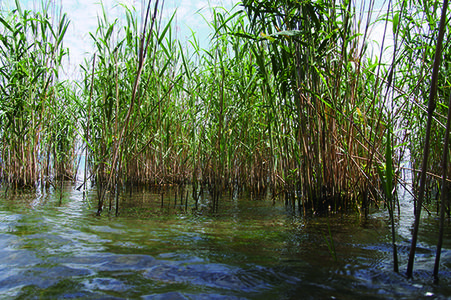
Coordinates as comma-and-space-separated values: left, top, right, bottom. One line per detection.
0, 0, 239, 78
0, 0, 390, 79
59, 0, 240, 78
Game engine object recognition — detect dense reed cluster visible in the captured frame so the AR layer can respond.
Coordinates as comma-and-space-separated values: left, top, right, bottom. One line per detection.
0, 0, 449, 219
0, 1, 76, 188
393, 0, 451, 203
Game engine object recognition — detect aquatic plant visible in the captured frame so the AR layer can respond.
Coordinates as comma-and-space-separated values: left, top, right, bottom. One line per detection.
79, 0, 188, 214
0, 0, 74, 188
406, 0, 449, 280
434, 91, 451, 283
74, 0, 416, 218
239, 0, 397, 213
377, 128, 398, 272
394, 0, 451, 205
322, 217, 337, 262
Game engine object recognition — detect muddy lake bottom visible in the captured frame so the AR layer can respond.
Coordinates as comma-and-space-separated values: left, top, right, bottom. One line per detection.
0, 183, 450, 299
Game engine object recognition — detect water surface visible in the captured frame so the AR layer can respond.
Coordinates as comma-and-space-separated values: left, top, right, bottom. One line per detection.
0, 183, 450, 299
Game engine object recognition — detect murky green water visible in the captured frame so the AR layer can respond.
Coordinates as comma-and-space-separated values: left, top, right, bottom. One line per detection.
0, 183, 450, 299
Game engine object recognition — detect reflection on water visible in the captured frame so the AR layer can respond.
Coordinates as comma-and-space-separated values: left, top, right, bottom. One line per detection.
0, 183, 450, 299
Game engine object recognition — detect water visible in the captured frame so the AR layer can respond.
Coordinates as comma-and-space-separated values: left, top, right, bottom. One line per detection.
0, 183, 450, 299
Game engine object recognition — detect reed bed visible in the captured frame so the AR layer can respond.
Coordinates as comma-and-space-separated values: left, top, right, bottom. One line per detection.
0, 1, 75, 188
393, 0, 451, 205
0, 0, 449, 219
237, 0, 395, 214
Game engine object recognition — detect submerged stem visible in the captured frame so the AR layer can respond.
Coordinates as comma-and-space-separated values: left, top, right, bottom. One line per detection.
406, 0, 449, 279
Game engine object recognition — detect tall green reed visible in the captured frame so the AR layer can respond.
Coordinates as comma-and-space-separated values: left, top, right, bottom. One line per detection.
394, 0, 451, 204
196, 6, 269, 193
0, 0, 73, 188
0, 0, 426, 219
371, 0, 451, 277
240, 0, 396, 213
377, 128, 398, 272
80, 0, 191, 213
406, 0, 449, 279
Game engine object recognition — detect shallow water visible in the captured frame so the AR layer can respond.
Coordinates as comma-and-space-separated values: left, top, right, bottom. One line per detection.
0, 183, 450, 299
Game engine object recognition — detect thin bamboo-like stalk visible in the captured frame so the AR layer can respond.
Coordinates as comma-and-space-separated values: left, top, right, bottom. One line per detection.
406, 0, 448, 279
0, 1, 73, 188
433, 91, 451, 282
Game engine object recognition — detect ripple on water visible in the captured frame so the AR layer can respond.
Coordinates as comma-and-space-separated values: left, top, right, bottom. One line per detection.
96, 254, 159, 271
89, 225, 127, 234
0, 249, 42, 268
0, 265, 92, 291
0, 214, 22, 233
0, 186, 450, 299
83, 277, 128, 292
143, 261, 274, 293
156, 252, 205, 263
142, 292, 247, 300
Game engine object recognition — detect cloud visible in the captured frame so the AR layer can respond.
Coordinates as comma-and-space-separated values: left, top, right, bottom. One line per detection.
61, 0, 139, 78
63, 0, 239, 78
2, 0, 239, 79
352, 0, 394, 64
